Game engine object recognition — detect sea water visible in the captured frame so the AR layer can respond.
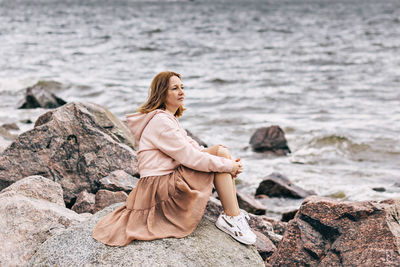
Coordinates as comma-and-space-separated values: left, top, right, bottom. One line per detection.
1, 0, 399, 217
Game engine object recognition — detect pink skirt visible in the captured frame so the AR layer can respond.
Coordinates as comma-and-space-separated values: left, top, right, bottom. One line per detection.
92, 165, 215, 246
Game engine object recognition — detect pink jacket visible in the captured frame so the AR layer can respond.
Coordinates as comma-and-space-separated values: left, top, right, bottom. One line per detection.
126, 109, 233, 178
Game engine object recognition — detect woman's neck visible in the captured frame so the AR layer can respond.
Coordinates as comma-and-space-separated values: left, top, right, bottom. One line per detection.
165, 106, 177, 116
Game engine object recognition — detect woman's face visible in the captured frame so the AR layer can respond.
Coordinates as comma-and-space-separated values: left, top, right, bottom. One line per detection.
164, 75, 184, 113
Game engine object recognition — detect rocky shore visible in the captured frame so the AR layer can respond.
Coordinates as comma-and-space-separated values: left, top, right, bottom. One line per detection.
1, 86, 400, 266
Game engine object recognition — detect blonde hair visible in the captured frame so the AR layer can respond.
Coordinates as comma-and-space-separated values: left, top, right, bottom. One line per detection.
138, 71, 185, 117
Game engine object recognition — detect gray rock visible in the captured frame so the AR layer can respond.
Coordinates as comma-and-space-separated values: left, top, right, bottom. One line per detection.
186, 129, 208, 148
262, 217, 287, 237
255, 172, 316, 199
0, 102, 138, 205
17, 80, 67, 109
0, 176, 86, 266
1, 175, 65, 206
236, 190, 267, 215
247, 214, 283, 248
94, 189, 128, 213
72, 190, 95, 214
28, 203, 264, 267
0, 124, 18, 140
253, 231, 276, 261
98, 170, 139, 193
0, 136, 12, 154
372, 187, 386, 192
249, 125, 290, 155
0, 123, 19, 153
203, 196, 224, 220
1, 122, 19, 131
81, 102, 137, 149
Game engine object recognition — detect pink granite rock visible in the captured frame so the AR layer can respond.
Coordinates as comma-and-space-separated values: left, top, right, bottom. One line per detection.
0, 102, 138, 206
269, 196, 400, 266
71, 190, 96, 214
94, 189, 128, 213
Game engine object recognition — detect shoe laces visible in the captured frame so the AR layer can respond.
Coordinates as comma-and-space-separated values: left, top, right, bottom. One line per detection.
241, 211, 250, 221
236, 213, 251, 232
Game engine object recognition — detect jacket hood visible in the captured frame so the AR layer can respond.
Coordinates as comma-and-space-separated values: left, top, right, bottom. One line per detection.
126, 109, 170, 142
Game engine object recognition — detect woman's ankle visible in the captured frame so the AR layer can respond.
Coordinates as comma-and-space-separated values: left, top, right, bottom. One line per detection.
224, 210, 240, 217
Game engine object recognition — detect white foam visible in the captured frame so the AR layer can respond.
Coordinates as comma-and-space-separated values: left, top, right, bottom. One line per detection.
0, 77, 37, 93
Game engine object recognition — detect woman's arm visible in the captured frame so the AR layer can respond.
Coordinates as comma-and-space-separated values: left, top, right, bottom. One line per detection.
150, 115, 233, 173
184, 131, 204, 151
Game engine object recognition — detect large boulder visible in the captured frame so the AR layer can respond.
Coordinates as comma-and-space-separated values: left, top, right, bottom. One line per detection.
256, 172, 315, 199
17, 80, 67, 109
28, 203, 264, 266
268, 196, 400, 266
0, 176, 87, 266
0, 102, 138, 205
249, 126, 290, 155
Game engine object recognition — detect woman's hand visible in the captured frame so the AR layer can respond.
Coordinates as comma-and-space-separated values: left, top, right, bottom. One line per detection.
231, 158, 243, 178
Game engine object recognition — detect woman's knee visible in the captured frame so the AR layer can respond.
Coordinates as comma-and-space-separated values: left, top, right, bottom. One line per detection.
216, 145, 232, 159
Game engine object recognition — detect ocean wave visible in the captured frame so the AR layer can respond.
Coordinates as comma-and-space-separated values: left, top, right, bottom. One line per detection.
294, 134, 400, 164
208, 78, 236, 84
139, 46, 158, 52
142, 28, 163, 35
0, 77, 37, 93
308, 135, 374, 157
309, 134, 360, 147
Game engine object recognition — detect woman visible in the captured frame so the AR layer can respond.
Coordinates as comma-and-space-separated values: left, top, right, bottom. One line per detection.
92, 71, 256, 246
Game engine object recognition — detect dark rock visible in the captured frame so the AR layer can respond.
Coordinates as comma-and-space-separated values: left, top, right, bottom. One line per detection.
281, 209, 298, 222
236, 190, 267, 215
247, 214, 283, 247
98, 170, 139, 193
204, 196, 224, 220
372, 187, 386, 192
186, 129, 208, 148
263, 217, 287, 236
94, 189, 128, 213
1, 123, 19, 131
249, 125, 291, 155
0, 102, 138, 205
71, 190, 95, 214
255, 172, 316, 199
0, 125, 18, 153
20, 119, 33, 124
268, 196, 400, 266
0, 125, 18, 140
17, 81, 67, 109
28, 203, 264, 266
253, 230, 276, 261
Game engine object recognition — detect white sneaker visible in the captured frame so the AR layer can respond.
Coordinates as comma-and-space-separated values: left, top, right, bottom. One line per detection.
215, 211, 257, 245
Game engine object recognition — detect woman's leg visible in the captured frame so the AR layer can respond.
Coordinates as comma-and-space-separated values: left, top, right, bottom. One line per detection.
204, 145, 240, 216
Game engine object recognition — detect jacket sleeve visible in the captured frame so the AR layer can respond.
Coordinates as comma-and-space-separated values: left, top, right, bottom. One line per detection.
152, 116, 233, 173
185, 132, 205, 151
